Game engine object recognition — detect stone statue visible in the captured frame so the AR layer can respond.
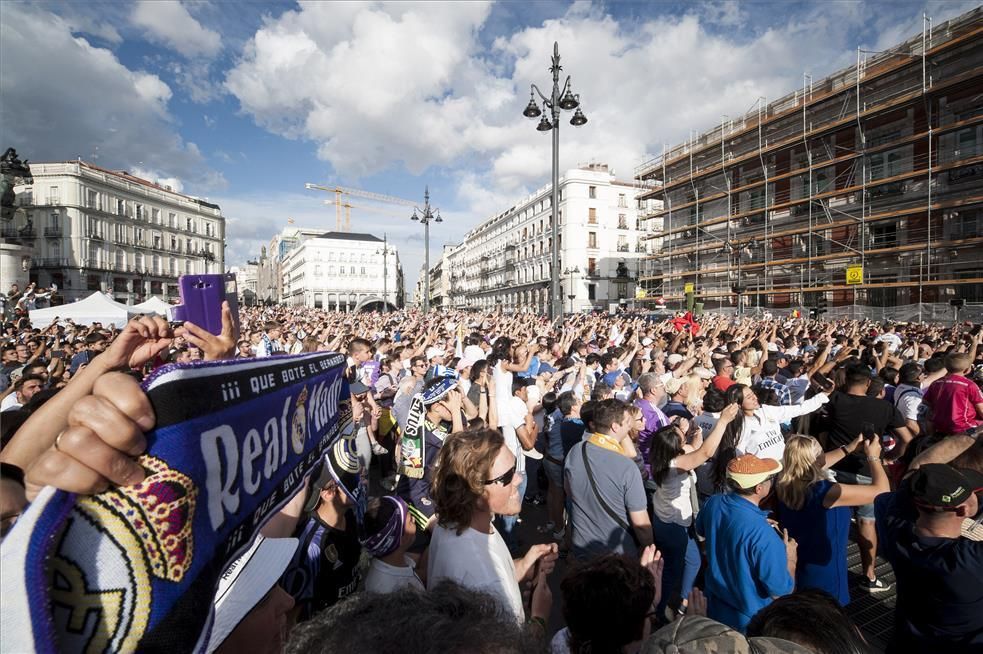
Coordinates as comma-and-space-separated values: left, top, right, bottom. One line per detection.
1, 148, 34, 222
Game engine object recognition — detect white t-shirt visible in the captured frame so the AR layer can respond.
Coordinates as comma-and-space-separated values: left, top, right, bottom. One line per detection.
736, 394, 829, 461
0, 394, 22, 412
501, 395, 529, 475
492, 362, 513, 416
364, 556, 425, 594
652, 461, 696, 527
894, 383, 925, 421
875, 332, 903, 353
428, 524, 524, 621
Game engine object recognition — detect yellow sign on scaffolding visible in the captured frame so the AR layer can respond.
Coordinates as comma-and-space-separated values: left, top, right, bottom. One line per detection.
635, 287, 647, 299
846, 266, 864, 285
684, 282, 695, 294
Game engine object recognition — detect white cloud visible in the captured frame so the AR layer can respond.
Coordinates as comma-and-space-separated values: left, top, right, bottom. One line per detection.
131, 168, 184, 193
0, 4, 220, 193
130, 0, 221, 58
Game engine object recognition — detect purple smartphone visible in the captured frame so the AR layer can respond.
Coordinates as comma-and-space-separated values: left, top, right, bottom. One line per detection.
169, 273, 240, 339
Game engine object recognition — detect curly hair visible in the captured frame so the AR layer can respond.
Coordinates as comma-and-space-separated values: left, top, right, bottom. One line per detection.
432, 429, 505, 535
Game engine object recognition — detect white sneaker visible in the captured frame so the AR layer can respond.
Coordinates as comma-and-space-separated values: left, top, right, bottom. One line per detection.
523, 447, 543, 460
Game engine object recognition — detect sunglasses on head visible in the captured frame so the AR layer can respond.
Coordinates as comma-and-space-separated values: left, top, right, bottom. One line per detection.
483, 461, 517, 486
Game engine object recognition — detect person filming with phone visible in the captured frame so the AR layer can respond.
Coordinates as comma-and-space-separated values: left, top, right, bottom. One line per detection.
824, 364, 913, 593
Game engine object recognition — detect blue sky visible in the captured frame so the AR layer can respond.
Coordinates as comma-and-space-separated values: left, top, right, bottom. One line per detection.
1, 0, 976, 287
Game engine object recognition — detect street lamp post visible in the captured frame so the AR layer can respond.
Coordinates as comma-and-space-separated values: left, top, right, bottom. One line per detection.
563, 266, 580, 315
375, 233, 390, 314
522, 41, 588, 322
411, 187, 441, 314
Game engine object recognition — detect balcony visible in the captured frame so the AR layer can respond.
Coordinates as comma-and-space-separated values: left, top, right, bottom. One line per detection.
88, 232, 105, 241
617, 244, 630, 252
1, 226, 36, 239
44, 227, 63, 237
35, 258, 70, 268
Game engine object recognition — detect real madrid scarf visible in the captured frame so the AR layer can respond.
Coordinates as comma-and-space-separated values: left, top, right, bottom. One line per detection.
397, 376, 457, 480
1, 352, 351, 654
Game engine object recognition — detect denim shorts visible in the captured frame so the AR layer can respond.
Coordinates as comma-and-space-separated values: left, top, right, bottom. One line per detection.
831, 469, 876, 521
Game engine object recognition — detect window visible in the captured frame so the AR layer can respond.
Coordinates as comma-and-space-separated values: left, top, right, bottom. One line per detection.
588, 185, 597, 199
114, 223, 126, 243
87, 189, 99, 210
328, 266, 335, 276
617, 235, 629, 252
47, 186, 60, 204
205, 222, 213, 237
588, 232, 597, 249
135, 252, 144, 272
328, 252, 336, 261
153, 232, 161, 249
115, 250, 125, 270
339, 266, 346, 276
152, 208, 160, 224
152, 255, 161, 274
618, 193, 627, 208
168, 212, 176, 228
136, 204, 144, 221
350, 266, 356, 275
588, 283, 596, 300
185, 260, 192, 275
186, 217, 194, 232
117, 199, 126, 215
48, 211, 59, 228
618, 214, 628, 229
588, 208, 597, 224
169, 258, 176, 275
135, 227, 144, 244
361, 267, 366, 275
315, 265, 322, 277
186, 238, 192, 253
171, 235, 177, 250
588, 257, 597, 276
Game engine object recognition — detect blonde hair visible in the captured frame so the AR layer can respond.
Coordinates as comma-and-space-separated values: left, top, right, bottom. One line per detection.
684, 374, 704, 414
776, 435, 825, 511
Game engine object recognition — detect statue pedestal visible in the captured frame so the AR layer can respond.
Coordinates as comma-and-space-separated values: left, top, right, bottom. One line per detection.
0, 242, 34, 290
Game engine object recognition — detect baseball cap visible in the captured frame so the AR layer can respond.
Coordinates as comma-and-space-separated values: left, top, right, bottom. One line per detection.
664, 377, 686, 395
463, 344, 486, 362
641, 337, 653, 346
206, 536, 299, 653
455, 356, 477, 372
425, 347, 445, 361
349, 380, 371, 396
643, 616, 810, 654
727, 454, 782, 489
667, 353, 684, 367
303, 437, 366, 515
909, 464, 983, 509
693, 367, 714, 380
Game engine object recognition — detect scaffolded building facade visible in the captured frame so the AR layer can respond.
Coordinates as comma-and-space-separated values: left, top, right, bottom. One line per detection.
635, 8, 983, 318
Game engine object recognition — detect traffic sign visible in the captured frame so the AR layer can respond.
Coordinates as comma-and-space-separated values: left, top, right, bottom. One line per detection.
846, 266, 863, 285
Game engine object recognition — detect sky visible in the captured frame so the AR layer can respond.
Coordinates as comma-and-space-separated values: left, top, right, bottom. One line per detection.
1, 0, 977, 288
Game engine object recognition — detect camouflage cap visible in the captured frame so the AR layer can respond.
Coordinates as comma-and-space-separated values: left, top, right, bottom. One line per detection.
642, 616, 812, 654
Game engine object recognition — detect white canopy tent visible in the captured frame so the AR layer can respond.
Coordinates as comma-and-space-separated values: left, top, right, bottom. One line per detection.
132, 296, 172, 317
29, 292, 139, 329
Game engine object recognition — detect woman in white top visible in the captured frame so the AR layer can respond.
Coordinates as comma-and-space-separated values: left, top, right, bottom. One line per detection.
709, 383, 829, 497
428, 428, 556, 626
648, 403, 738, 615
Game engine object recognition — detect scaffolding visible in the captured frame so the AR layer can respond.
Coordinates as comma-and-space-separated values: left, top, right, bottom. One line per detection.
634, 7, 983, 317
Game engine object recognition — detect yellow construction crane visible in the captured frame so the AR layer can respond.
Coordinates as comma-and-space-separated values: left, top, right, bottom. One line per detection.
305, 183, 417, 232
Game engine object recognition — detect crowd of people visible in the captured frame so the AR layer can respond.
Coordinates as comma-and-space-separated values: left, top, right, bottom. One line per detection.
2, 290, 982, 653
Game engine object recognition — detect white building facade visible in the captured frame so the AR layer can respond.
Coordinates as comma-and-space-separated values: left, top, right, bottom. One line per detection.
280, 231, 403, 311
452, 164, 657, 314
7, 161, 225, 303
